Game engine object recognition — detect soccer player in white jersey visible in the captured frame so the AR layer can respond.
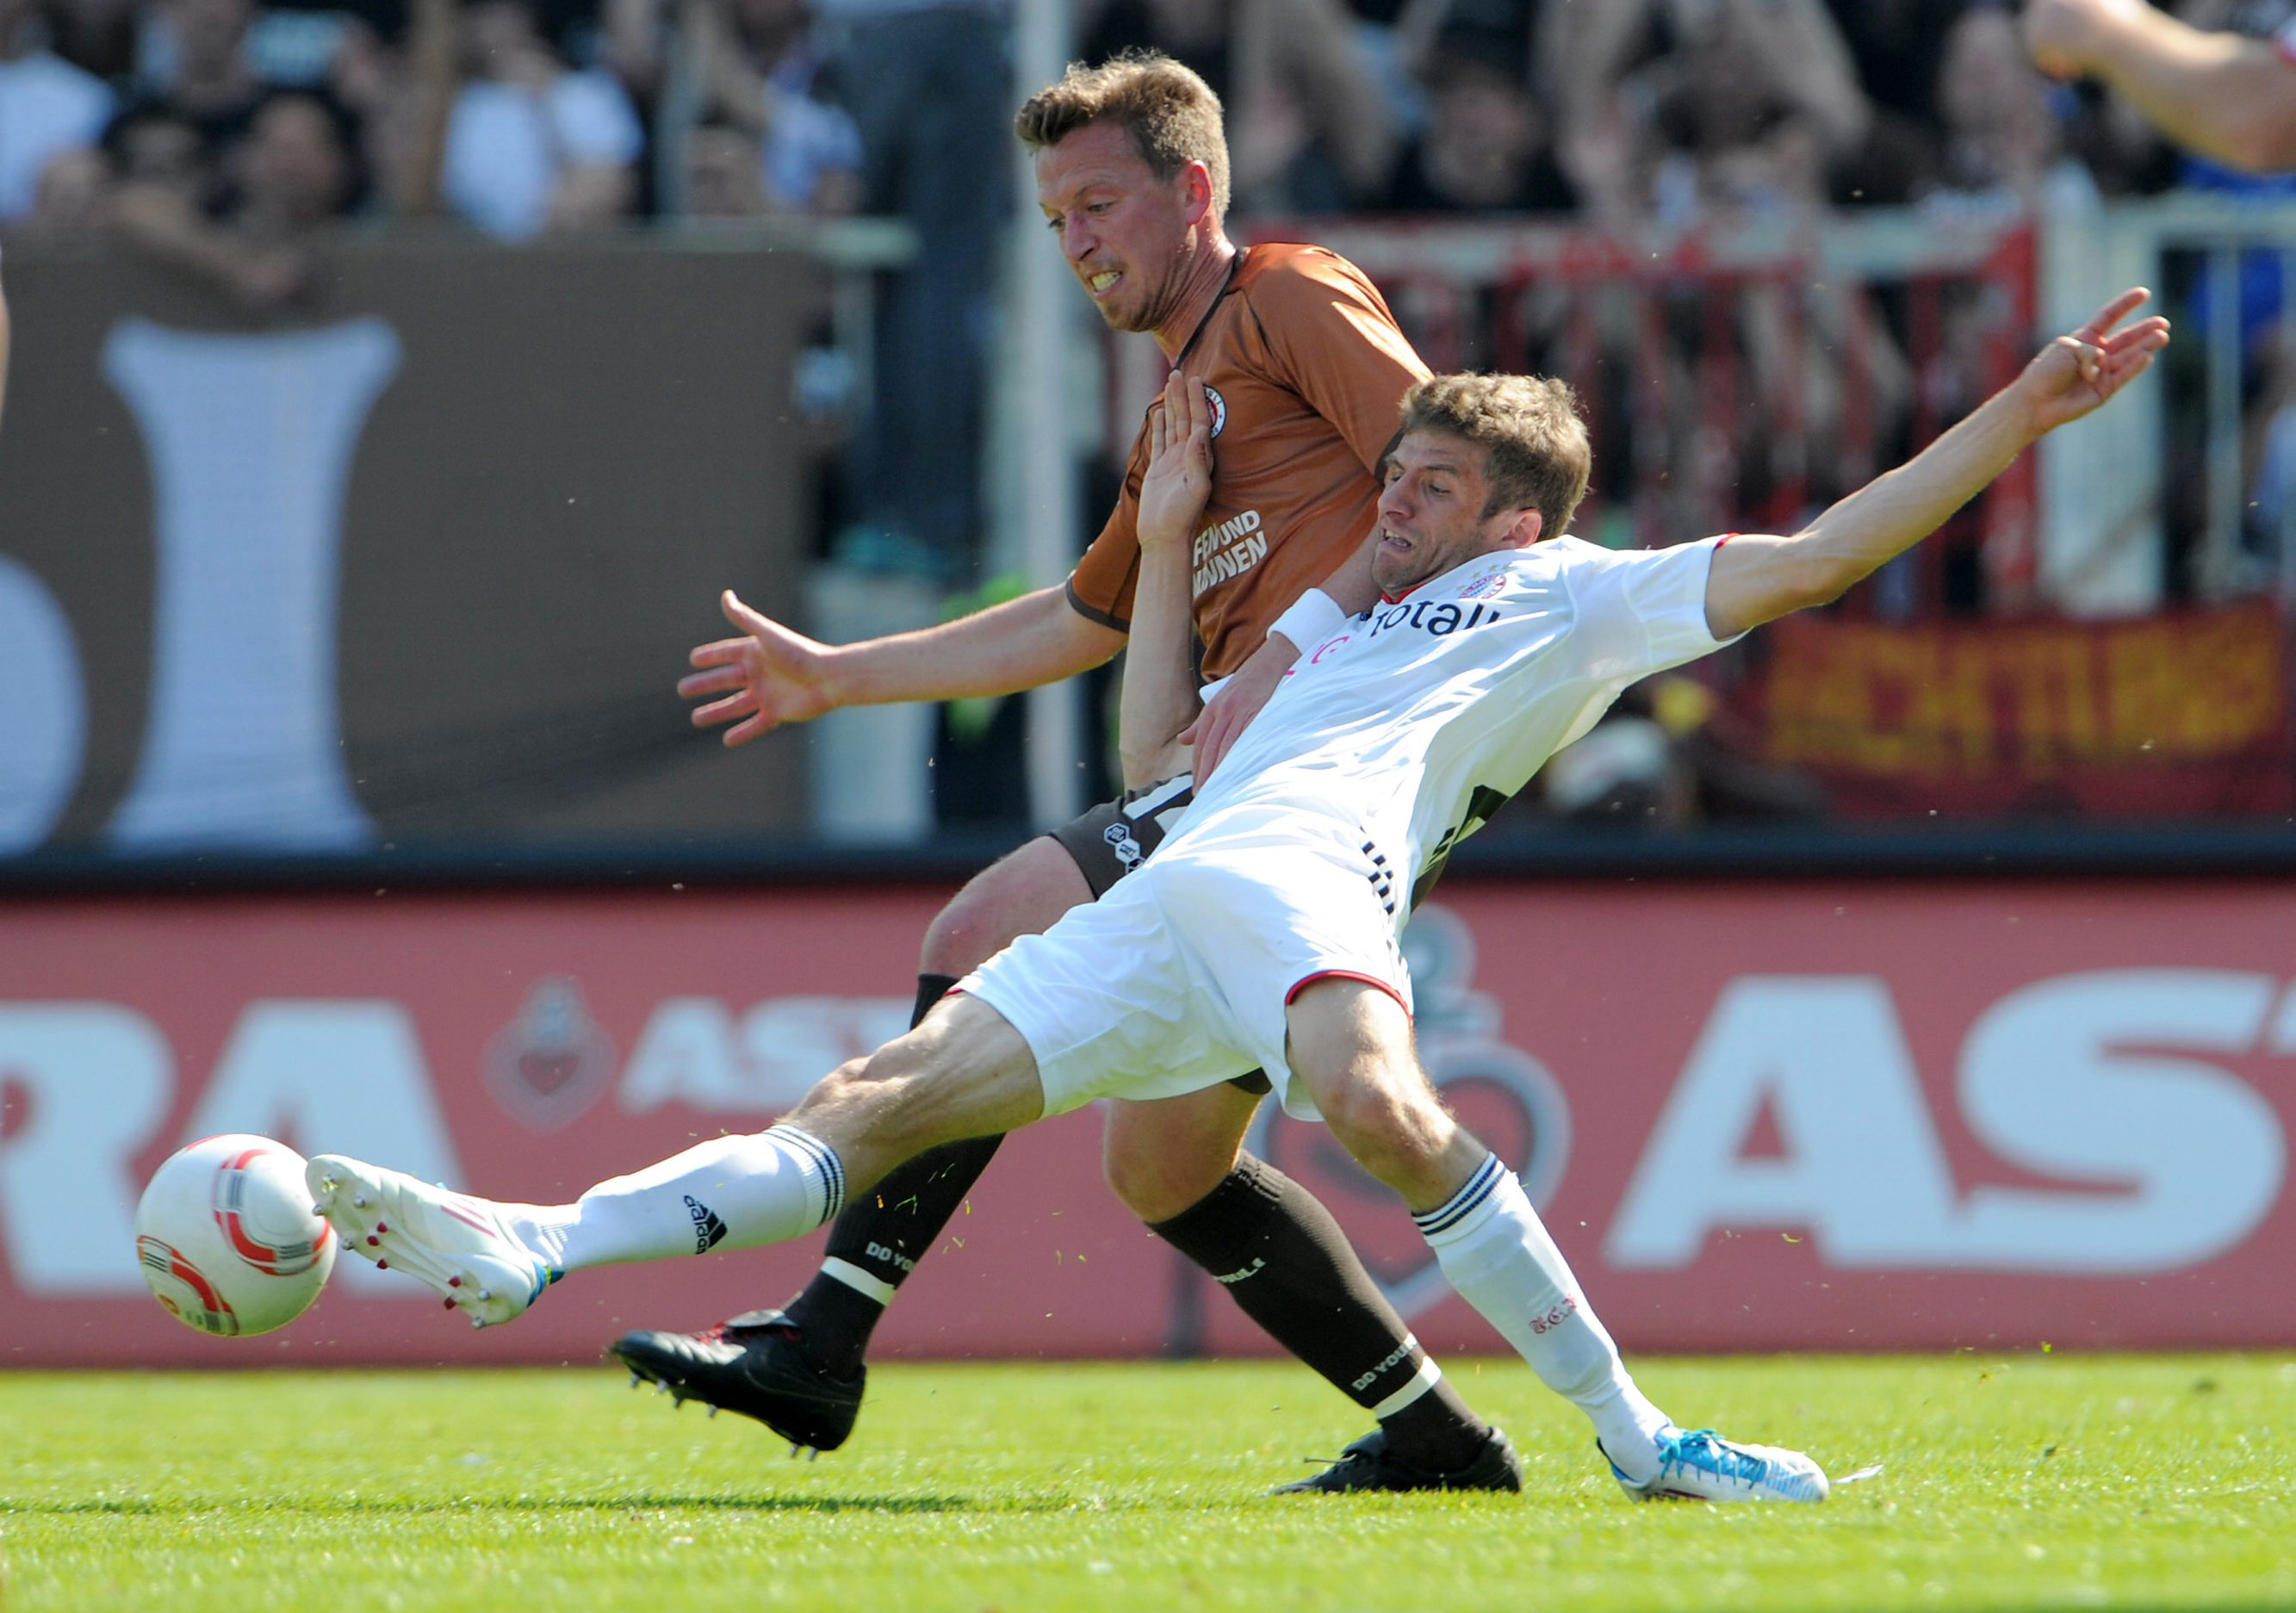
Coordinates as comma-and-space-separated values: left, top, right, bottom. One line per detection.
309, 288, 2167, 1503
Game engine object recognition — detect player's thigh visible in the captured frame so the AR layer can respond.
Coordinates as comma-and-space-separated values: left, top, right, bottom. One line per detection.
1101, 1083, 1263, 1223
924, 774, 1196, 974
920, 834, 1095, 975
794, 995, 1046, 1182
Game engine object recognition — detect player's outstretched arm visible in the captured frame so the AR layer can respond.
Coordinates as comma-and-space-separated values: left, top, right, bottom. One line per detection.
1120, 369, 1216, 787
2025, 0, 2296, 172
1704, 288, 2169, 641
680, 583, 1127, 748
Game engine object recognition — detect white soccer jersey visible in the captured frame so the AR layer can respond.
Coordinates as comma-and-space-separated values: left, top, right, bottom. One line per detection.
1175, 533, 1736, 922
962, 532, 1737, 1122
959, 537, 1726, 1114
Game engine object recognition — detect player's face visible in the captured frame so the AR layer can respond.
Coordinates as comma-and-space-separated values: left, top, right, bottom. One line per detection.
1035, 121, 1201, 335
1372, 431, 1535, 596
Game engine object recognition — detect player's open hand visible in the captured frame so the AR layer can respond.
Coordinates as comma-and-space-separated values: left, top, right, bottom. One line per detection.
679, 590, 839, 746
1137, 369, 1214, 550
1182, 630, 1291, 782
2015, 287, 2169, 437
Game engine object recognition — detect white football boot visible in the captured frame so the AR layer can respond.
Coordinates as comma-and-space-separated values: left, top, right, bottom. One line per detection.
1606, 1426, 1830, 1504
307, 1154, 559, 1329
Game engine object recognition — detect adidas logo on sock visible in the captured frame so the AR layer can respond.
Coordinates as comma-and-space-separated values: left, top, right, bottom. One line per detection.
683, 1194, 729, 1253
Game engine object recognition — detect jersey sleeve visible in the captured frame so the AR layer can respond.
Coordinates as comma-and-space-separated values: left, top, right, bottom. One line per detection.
1567, 537, 1738, 684
1064, 426, 1151, 632
1250, 254, 1430, 476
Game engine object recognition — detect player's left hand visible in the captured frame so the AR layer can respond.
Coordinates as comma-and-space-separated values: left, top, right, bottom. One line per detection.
1185, 631, 1290, 782
2015, 287, 2169, 436
1137, 369, 1214, 550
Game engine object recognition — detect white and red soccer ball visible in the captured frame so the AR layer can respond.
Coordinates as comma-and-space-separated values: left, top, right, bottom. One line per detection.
135, 1134, 336, 1337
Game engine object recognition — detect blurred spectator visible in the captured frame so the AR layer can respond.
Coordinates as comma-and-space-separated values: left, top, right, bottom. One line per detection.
439, 0, 642, 238
111, 0, 276, 163
681, 117, 773, 215
109, 84, 361, 307
22, 143, 115, 233
0, 0, 116, 220
1083, 0, 1398, 213
46, 0, 136, 82
1924, 4, 2101, 214
801, 0, 1008, 583
612, 0, 861, 216
102, 101, 211, 199
1545, 0, 1880, 224
1379, 28, 1573, 214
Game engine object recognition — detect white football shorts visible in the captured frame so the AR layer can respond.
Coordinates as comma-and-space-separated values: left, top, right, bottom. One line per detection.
959, 806, 1412, 1120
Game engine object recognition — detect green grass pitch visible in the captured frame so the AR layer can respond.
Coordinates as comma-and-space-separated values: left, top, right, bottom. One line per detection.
3, 1355, 2290, 1612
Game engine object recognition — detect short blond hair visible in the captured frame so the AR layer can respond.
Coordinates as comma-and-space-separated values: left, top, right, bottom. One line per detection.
1015, 49, 1232, 221
1399, 374, 1591, 538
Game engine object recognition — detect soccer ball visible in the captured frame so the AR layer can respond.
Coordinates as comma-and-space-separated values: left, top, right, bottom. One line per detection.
135, 1134, 337, 1337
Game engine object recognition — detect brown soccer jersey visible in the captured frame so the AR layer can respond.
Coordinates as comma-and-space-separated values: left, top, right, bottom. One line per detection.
1064, 242, 1430, 679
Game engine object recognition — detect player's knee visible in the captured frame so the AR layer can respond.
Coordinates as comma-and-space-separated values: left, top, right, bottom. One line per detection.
1103, 1127, 1231, 1224
919, 843, 1086, 975
1315, 1079, 1444, 1191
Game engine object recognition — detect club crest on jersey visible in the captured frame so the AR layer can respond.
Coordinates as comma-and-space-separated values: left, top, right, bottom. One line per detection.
1202, 386, 1226, 438
1456, 567, 1509, 602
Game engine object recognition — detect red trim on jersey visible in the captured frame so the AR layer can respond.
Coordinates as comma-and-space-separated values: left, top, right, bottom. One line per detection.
1285, 970, 1411, 1014
1718, 532, 1737, 546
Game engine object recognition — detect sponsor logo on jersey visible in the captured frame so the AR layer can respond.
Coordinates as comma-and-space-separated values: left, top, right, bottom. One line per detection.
1202, 385, 1227, 438
1191, 508, 1267, 595
1366, 598, 1505, 640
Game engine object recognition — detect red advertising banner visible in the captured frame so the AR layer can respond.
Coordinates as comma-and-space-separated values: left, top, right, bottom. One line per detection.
3, 879, 2293, 1368
1733, 601, 2293, 817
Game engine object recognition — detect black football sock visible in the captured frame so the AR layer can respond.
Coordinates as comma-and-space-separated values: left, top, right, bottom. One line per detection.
1149, 1154, 1492, 1473
778, 973, 1005, 1377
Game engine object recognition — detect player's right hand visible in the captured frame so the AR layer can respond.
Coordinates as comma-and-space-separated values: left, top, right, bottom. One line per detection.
679, 590, 839, 746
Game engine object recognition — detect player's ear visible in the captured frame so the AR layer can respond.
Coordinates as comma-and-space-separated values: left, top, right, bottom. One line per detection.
1500, 508, 1544, 549
1182, 160, 1213, 226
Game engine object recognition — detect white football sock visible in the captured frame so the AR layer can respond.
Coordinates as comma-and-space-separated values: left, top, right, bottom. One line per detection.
1416, 1154, 1672, 1482
509, 1126, 845, 1273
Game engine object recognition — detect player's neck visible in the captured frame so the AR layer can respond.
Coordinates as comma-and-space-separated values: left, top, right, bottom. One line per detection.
1151, 235, 1239, 361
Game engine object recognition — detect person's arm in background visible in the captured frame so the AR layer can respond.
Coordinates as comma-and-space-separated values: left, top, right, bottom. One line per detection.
682, 585, 1126, 747
2025, 0, 2296, 172
1728, 0, 1871, 158
0, 260, 11, 434
388, 0, 457, 216
1704, 289, 2168, 638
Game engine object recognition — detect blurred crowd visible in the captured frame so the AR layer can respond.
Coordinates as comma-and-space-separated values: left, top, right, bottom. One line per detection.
5, 0, 2288, 828
1, 0, 2259, 257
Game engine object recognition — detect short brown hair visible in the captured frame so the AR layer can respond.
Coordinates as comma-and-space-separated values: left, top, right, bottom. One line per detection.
1015, 50, 1232, 221
1399, 374, 1591, 539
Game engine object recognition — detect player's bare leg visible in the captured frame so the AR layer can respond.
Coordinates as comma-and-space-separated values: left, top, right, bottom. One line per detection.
1105, 1088, 1512, 1488
1281, 978, 1828, 1504
315, 998, 1045, 1329
611, 830, 1507, 1483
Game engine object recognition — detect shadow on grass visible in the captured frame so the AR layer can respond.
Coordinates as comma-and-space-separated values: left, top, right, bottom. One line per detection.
7, 1492, 1055, 1517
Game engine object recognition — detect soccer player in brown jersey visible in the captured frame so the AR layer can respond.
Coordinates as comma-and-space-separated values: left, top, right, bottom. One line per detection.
614, 51, 1517, 1494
